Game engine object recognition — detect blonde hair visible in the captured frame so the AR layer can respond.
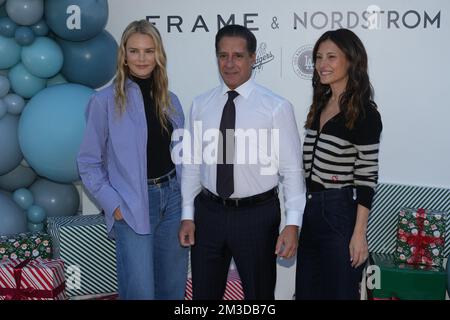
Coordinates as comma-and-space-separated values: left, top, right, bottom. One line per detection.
115, 19, 173, 132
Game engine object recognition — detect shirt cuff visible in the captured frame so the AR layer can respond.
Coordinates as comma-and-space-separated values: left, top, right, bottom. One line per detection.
285, 209, 303, 228
181, 205, 195, 221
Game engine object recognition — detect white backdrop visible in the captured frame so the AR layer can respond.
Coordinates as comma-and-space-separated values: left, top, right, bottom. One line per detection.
104, 0, 450, 299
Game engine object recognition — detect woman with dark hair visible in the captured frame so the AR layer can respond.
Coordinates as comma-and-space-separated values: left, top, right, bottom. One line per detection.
295, 28, 382, 299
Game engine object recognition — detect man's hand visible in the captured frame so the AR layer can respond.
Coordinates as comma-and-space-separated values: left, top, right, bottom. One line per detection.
179, 220, 195, 247
275, 225, 299, 259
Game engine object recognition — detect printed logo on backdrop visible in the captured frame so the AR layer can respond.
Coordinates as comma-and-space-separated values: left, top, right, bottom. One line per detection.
253, 42, 275, 74
147, 8, 441, 33
292, 45, 314, 80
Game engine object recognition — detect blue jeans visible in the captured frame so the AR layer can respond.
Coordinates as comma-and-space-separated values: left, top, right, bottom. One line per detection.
114, 175, 188, 300
295, 187, 365, 300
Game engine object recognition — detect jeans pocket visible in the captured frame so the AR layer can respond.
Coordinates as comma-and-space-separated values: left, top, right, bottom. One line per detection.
321, 204, 354, 239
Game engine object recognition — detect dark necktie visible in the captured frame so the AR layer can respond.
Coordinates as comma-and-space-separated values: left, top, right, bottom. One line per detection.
217, 90, 239, 198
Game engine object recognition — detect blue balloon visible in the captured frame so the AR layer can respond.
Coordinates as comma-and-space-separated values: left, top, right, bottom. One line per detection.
0, 35, 21, 69
27, 222, 44, 233
0, 114, 22, 175
45, 0, 108, 41
0, 98, 6, 119
29, 178, 79, 217
0, 192, 27, 236
0, 163, 36, 191
0, 74, 10, 97
14, 26, 35, 46
30, 19, 48, 36
57, 30, 117, 88
6, 0, 44, 26
8, 63, 46, 98
27, 204, 46, 223
18, 84, 94, 182
3, 93, 25, 115
13, 187, 34, 210
0, 17, 17, 37
21, 37, 63, 78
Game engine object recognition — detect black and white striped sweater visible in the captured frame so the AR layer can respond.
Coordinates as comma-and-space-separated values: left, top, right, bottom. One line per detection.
303, 106, 382, 210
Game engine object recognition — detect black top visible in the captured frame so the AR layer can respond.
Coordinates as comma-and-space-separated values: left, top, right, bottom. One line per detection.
303, 105, 382, 210
131, 75, 174, 179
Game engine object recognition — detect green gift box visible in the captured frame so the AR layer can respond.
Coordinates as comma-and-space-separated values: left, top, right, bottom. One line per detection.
367, 253, 447, 300
47, 214, 117, 297
395, 208, 446, 266
0, 232, 52, 260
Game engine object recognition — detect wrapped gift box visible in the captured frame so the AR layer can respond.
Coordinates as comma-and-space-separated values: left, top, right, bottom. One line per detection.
185, 268, 244, 300
0, 258, 66, 300
367, 253, 447, 300
395, 208, 446, 266
0, 232, 52, 260
46, 214, 117, 297
367, 183, 450, 257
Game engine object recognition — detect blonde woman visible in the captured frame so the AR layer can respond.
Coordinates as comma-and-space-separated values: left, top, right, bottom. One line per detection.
77, 20, 187, 300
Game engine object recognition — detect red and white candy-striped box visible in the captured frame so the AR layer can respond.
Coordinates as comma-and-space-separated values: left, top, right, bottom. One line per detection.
0, 258, 66, 300
185, 269, 244, 300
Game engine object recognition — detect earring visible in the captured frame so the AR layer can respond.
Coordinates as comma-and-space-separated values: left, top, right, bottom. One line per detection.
124, 61, 128, 66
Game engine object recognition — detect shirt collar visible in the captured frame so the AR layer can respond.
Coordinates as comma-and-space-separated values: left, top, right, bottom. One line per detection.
221, 77, 255, 99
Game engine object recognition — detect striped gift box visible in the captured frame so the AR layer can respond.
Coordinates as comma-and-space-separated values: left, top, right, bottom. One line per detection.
46, 214, 117, 297
0, 258, 66, 300
368, 183, 450, 257
185, 268, 244, 300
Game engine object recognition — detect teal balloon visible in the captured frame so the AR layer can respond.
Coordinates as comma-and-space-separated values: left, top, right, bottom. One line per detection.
46, 73, 67, 87
0, 192, 27, 236
14, 26, 35, 46
27, 222, 44, 233
0, 74, 10, 97
12, 187, 34, 210
0, 114, 22, 175
29, 179, 79, 217
8, 63, 46, 98
26, 204, 46, 223
18, 84, 94, 182
0, 35, 21, 69
6, 0, 44, 26
45, 0, 108, 41
3, 93, 25, 115
57, 30, 117, 88
30, 19, 48, 36
0, 17, 17, 37
21, 37, 63, 78
0, 163, 36, 191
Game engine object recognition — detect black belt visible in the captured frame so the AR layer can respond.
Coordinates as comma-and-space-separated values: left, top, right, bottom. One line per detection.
147, 169, 176, 185
201, 187, 278, 208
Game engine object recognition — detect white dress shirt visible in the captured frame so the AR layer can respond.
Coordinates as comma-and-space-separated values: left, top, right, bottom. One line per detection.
181, 78, 306, 227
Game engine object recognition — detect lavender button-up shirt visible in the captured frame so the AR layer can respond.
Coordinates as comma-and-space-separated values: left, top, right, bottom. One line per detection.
77, 79, 184, 235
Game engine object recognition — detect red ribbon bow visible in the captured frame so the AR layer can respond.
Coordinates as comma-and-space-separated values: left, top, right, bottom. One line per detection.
401, 208, 444, 265
0, 259, 65, 300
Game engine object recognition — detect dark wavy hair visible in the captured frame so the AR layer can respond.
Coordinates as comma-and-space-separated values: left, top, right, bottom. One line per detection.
305, 28, 377, 130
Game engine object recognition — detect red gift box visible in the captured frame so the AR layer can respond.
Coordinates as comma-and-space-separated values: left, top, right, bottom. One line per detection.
0, 258, 66, 300
185, 269, 244, 300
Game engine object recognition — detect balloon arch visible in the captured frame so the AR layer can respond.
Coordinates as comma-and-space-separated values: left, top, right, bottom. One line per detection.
0, 0, 117, 236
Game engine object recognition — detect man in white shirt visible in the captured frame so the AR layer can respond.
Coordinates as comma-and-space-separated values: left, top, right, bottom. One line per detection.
178, 24, 306, 299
